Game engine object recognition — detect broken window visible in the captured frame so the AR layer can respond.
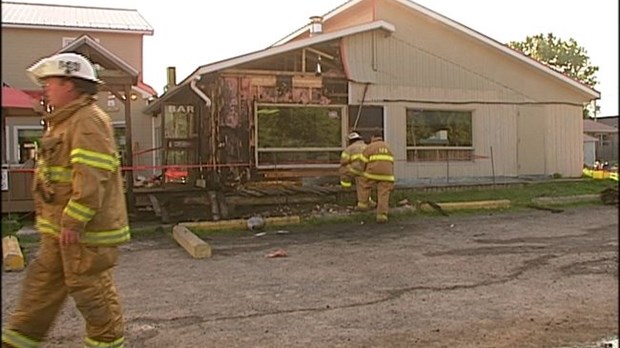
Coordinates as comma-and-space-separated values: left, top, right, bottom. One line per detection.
348, 105, 384, 141
162, 104, 197, 183
406, 109, 474, 162
256, 104, 345, 168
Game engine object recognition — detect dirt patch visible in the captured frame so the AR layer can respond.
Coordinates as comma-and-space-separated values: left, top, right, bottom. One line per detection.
2, 205, 618, 347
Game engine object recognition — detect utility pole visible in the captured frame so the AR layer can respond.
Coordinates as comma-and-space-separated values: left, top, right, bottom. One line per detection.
593, 99, 599, 121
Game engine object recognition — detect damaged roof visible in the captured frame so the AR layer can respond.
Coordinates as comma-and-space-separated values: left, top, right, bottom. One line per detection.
146, 0, 599, 114
272, 0, 599, 99
144, 20, 395, 114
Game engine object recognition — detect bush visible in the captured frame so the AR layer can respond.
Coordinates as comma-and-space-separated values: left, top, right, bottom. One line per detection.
1, 215, 23, 236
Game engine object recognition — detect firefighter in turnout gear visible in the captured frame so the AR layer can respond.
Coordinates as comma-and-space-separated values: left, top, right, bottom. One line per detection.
359, 133, 395, 223
2, 53, 130, 348
340, 132, 375, 209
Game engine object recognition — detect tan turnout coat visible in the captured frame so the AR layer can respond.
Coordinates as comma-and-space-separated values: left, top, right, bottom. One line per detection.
33, 95, 130, 246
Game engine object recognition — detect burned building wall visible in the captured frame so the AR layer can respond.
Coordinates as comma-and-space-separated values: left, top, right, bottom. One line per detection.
208, 72, 348, 187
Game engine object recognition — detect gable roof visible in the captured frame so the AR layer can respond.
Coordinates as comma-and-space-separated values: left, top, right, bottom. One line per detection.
144, 20, 395, 114
136, 82, 157, 97
57, 34, 139, 86
583, 119, 618, 134
596, 116, 618, 128
1, 1, 154, 35
272, 0, 599, 99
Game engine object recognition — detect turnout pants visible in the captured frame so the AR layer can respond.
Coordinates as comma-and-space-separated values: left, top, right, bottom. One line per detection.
342, 174, 372, 208
359, 178, 394, 219
354, 176, 366, 207
2, 235, 124, 348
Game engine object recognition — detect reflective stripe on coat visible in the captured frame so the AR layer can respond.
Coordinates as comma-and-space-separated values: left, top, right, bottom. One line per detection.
33, 95, 130, 246
362, 139, 395, 182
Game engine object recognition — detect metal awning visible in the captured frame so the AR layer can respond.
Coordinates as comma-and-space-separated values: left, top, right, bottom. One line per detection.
2, 86, 37, 109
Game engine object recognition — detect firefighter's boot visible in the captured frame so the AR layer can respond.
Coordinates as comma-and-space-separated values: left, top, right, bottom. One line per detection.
376, 213, 388, 223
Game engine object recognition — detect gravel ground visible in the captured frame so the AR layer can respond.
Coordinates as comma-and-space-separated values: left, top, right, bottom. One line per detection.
2, 205, 618, 347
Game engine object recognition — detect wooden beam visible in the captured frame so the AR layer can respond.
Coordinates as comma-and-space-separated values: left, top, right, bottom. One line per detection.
3, 236, 25, 272
123, 84, 136, 213
419, 200, 511, 212
222, 68, 324, 77
179, 215, 301, 231
225, 194, 335, 206
305, 47, 335, 60
172, 225, 212, 259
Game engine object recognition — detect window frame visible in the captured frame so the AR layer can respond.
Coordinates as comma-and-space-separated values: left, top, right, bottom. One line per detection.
12, 125, 44, 164
348, 105, 384, 142
254, 103, 347, 169
405, 108, 474, 162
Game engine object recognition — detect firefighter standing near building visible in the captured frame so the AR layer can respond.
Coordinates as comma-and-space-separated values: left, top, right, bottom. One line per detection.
2, 53, 130, 348
359, 132, 395, 223
340, 131, 376, 210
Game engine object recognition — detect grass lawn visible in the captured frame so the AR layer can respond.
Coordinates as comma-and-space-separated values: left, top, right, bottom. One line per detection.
391, 179, 615, 208
2, 178, 616, 239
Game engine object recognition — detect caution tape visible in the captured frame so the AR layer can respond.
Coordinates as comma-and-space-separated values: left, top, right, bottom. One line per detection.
5, 162, 255, 173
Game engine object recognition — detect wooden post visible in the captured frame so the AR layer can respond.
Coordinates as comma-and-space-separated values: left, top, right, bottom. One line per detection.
123, 84, 135, 213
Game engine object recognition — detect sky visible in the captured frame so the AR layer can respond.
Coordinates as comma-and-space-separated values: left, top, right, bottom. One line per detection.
14, 0, 620, 117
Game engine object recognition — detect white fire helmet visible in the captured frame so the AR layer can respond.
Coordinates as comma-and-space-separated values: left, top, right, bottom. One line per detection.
26, 53, 102, 85
347, 132, 362, 141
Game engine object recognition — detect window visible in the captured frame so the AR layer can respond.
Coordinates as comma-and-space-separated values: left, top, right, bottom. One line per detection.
113, 125, 126, 165
406, 109, 473, 162
599, 134, 611, 146
256, 104, 345, 168
348, 105, 384, 141
161, 104, 197, 182
15, 127, 44, 164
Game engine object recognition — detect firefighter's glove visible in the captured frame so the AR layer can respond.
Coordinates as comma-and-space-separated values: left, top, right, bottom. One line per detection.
60, 228, 81, 246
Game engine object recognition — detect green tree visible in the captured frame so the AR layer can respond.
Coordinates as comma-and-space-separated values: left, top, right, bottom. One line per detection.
508, 33, 599, 117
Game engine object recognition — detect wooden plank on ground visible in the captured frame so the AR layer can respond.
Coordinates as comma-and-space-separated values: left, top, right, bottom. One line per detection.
147, 194, 162, 217
531, 195, 599, 205
172, 225, 212, 259
179, 215, 301, 231
239, 189, 264, 197
225, 194, 333, 206
420, 199, 511, 212
3, 235, 25, 272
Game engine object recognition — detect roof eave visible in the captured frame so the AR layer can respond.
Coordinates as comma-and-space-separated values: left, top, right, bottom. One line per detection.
143, 83, 187, 114
390, 0, 599, 99
1, 23, 154, 35
58, 35, 139, 77
270, 0, 362, 47
190, 20, 395, 83
272, 0, 599, 99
